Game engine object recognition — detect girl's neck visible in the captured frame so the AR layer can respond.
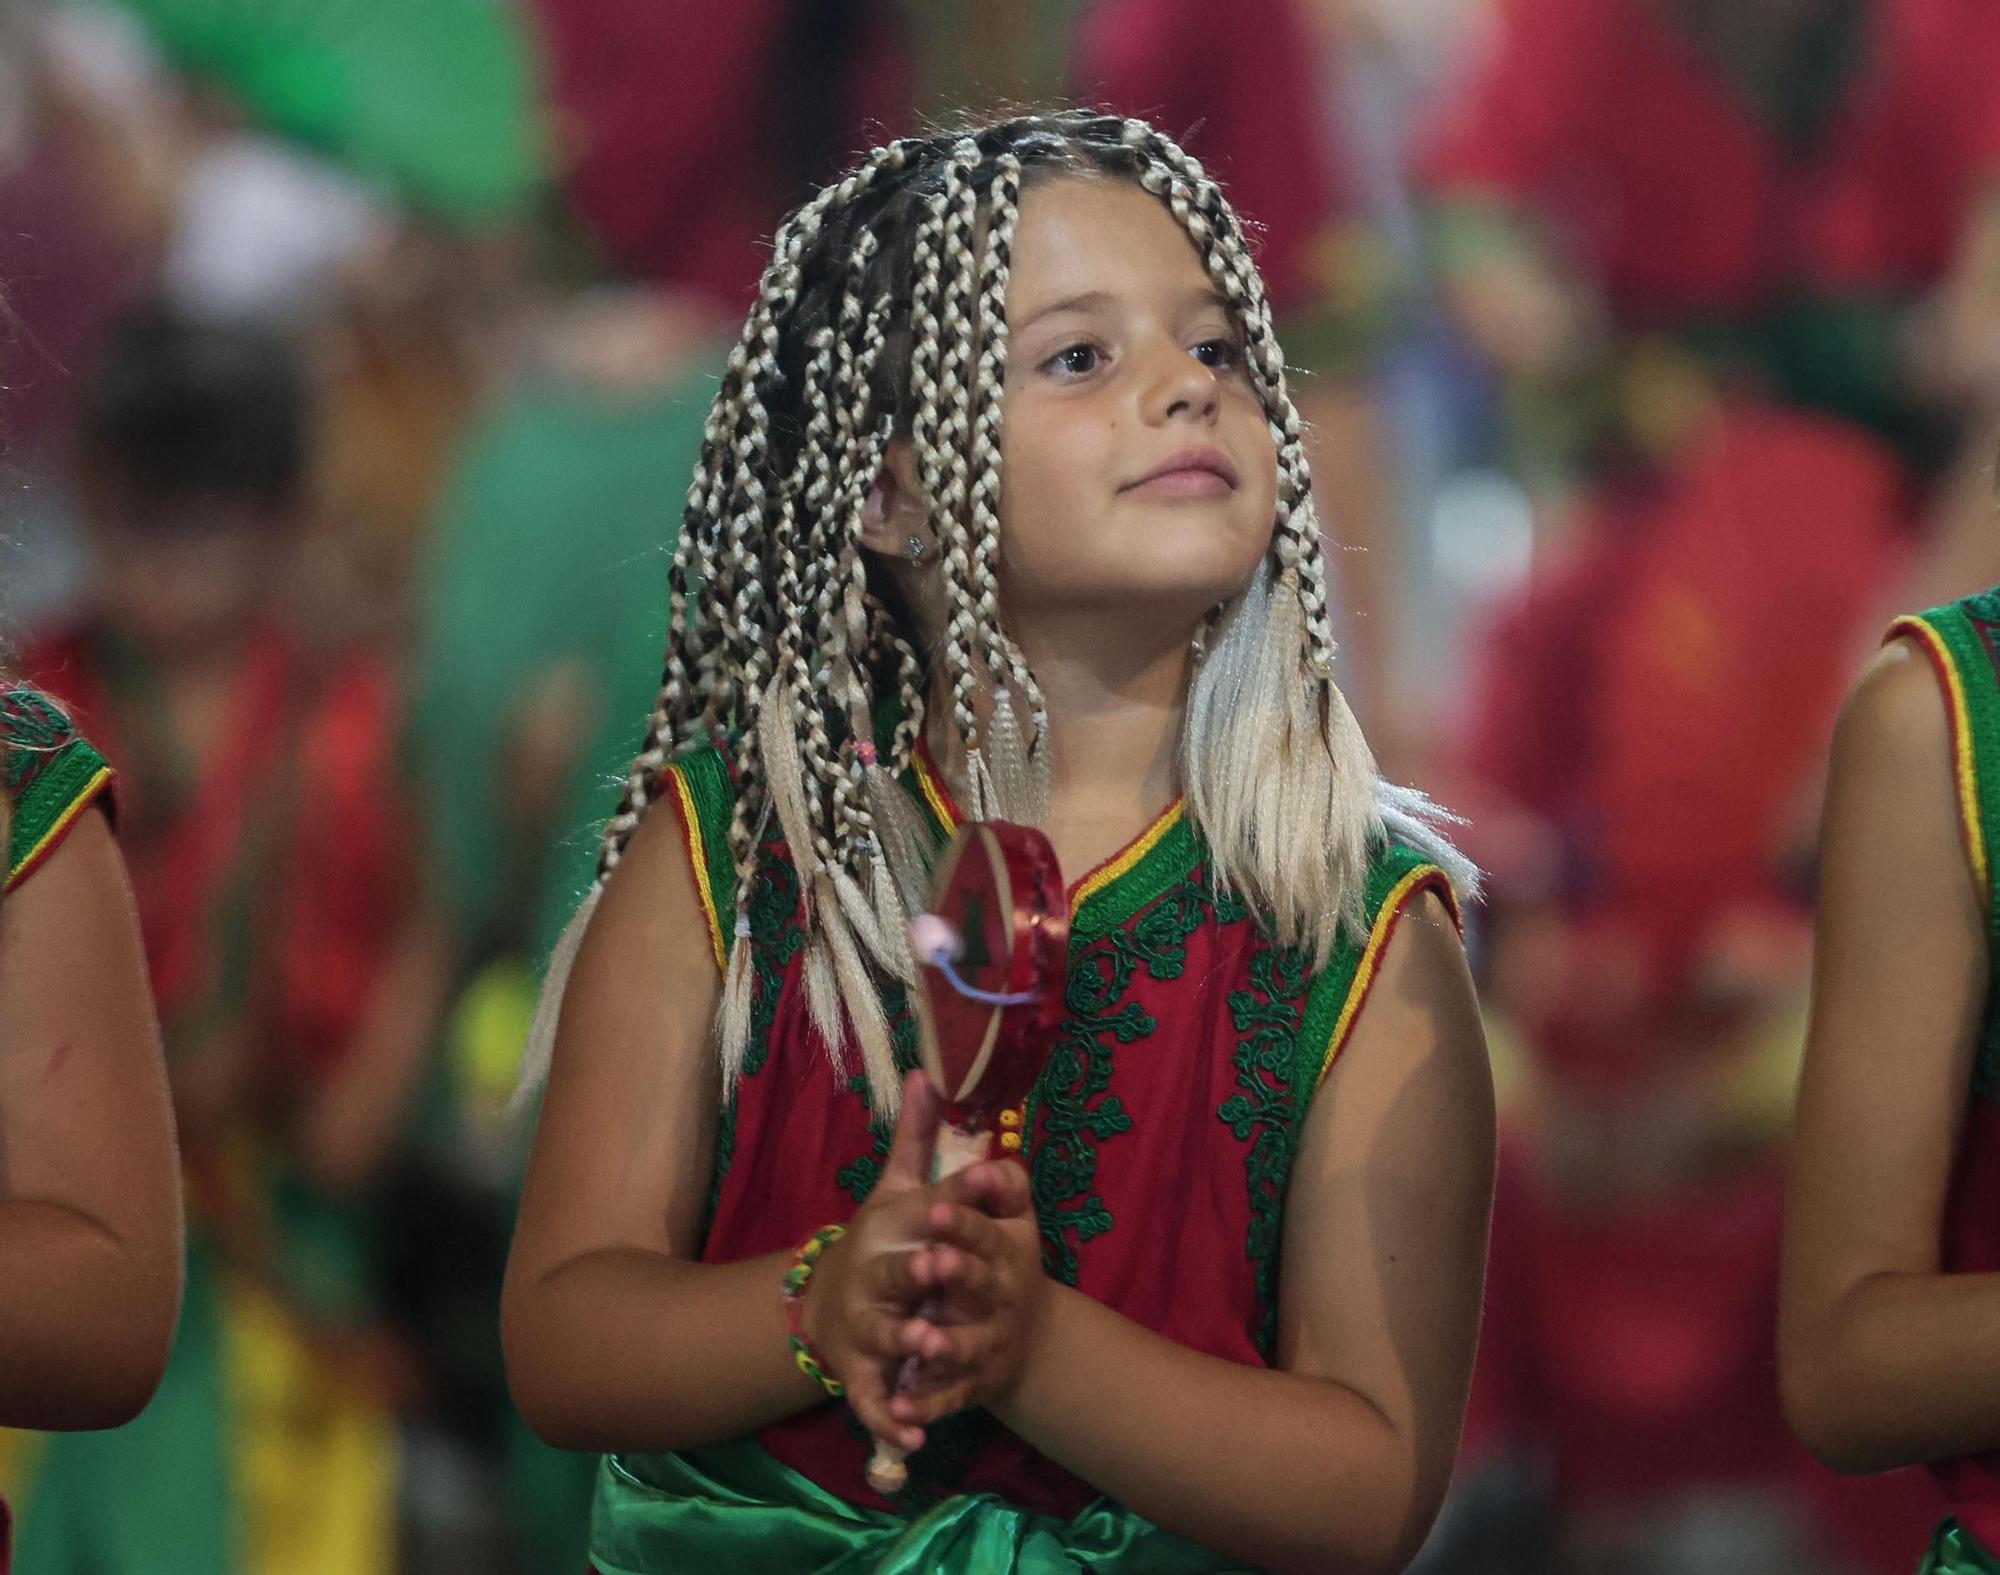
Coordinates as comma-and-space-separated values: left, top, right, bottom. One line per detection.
926, 610, 1194, 879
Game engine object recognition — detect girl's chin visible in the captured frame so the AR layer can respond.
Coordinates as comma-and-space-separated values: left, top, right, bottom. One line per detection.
1010, 574, 1256, 624
1011, 546, 1267, 611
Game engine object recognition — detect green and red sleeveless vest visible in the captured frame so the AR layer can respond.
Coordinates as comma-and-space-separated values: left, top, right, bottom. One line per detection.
2, 685, 114, 894
587, 737, 1460, 1572
1890, 592, 2000, 1562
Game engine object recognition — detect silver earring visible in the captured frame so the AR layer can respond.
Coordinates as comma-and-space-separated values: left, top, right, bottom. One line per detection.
1191, 605, 1221, 666
904, 533, 927, 565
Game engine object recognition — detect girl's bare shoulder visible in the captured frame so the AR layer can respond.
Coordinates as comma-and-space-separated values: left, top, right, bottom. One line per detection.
1841, 634, 1953, 773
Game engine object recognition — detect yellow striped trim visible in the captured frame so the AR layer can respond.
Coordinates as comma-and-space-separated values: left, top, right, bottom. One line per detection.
911, 747, 958, 834
1316, 865, 1445, 1091
5, 763, 114, 894
1069, 800, 1185, 915
1889, 617, 1989, 898
911, 743, 1184, 915
668, 764, 728, 974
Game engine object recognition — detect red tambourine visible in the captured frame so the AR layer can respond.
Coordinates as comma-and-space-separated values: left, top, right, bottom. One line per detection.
908, 820, 1068, 1141
865, 820, 1067, 1495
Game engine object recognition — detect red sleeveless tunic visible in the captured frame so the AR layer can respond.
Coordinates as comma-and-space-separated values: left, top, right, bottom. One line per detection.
634, 738, 1458, 1519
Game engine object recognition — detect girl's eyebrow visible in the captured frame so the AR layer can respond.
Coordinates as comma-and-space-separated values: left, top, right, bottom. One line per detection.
1014, 285, 1234, 334
1014, 290, 1115, 332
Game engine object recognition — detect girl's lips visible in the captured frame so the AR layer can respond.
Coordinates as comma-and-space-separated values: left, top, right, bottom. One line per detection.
1126, 467, 1235, 497
1122, 447, 1240, 495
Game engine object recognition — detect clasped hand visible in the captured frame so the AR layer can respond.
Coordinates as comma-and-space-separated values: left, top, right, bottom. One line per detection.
800, 1071, 1049, 1458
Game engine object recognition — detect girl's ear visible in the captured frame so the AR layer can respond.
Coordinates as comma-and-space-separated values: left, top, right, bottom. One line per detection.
859, 437, 932, 559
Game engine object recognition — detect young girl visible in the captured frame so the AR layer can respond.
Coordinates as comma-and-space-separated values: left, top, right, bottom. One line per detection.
1781, 584, 2000, 1573
0, 683, 182, 1566
504, 111, 1493, 1574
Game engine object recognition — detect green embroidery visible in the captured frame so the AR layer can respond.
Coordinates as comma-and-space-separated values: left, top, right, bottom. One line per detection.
1217, 843, 1446, 1355
1028, 871, 1218, 1285
709, 847, 804, 1212
0, 688, 77, 789
1070, 814, 1204, 944
835, 986, 921, 1206
2, 688, 109, 886
1218, 942, 1313, 1359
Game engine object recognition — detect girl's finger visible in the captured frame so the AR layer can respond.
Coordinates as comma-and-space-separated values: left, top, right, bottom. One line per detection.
890, 1378, 977, 1427
853, 1306, 916, 1361
897, 1318, 996, 1378
940, 1159, 1031, 1219
852, 1386, 926, 1455
895, 1315, 954, 1364
861, 1240, 924, 1305
928, 1249, 1001, 1315
919, 1321, 998, 1375
877, 1071, 940, 1191
923, 1201, 1005, 1261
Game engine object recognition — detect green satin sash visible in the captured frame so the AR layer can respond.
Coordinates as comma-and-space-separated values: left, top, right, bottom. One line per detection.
587, 1440, 1261, 1574
1921, 1520, 2000, 1575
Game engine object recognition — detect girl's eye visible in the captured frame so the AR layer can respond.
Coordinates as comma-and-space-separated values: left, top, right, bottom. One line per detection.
1044, 343, 1102, 377
1192, 338, 1242, 371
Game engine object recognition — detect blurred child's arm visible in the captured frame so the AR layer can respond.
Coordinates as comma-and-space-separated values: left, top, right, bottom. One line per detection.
965, 893, 1493, 1575
1780, 639, 2000, 1472
296, 901, 453, 1195
0, 810, 183, 1428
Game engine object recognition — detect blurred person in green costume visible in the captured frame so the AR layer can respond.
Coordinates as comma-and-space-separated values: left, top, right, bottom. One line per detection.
406, 291, 711, 1573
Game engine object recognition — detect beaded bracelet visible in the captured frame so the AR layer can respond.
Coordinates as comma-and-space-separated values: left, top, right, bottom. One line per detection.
782, 1223, 848, 1398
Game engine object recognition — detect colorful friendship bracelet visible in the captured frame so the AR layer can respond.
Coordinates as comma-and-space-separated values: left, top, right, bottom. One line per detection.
782, 1223, 848, 1398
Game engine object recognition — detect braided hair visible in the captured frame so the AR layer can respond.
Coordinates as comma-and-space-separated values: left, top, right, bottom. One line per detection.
522, 111, 1473, 1114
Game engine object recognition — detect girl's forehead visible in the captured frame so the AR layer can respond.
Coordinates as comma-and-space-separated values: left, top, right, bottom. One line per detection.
1005, 177, 1216, 311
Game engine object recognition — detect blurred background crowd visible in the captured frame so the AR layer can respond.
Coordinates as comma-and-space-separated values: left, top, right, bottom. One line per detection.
5, 0, 1999, 1570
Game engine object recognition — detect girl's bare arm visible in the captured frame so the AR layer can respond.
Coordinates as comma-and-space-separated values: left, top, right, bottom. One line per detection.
0, 810, 182, 1429
1780, 639, 2000, 1472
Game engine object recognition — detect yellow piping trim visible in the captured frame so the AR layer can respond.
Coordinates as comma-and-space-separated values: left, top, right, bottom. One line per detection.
911, 746, 1185, 915
1069, 801, 1185, 915
5, 764, 114, 894
1891, 618, 1989, 899
669, 764, 727, 974
1316, 865, 1444, 1090
911, 748, 959, 834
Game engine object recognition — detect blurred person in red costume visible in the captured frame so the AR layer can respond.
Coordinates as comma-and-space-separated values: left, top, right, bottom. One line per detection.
11, 302, 447, 1575
1428, 408, 1943, 1572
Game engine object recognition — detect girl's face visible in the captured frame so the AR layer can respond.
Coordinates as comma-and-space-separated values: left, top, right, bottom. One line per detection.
994, 177, 1279, 629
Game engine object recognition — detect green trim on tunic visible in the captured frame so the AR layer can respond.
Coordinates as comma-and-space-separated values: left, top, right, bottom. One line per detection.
2, 687, 114, 891
1894, 594, 2000, 1097
1293, 841, 1451, 1096
669, 740, 740, 962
